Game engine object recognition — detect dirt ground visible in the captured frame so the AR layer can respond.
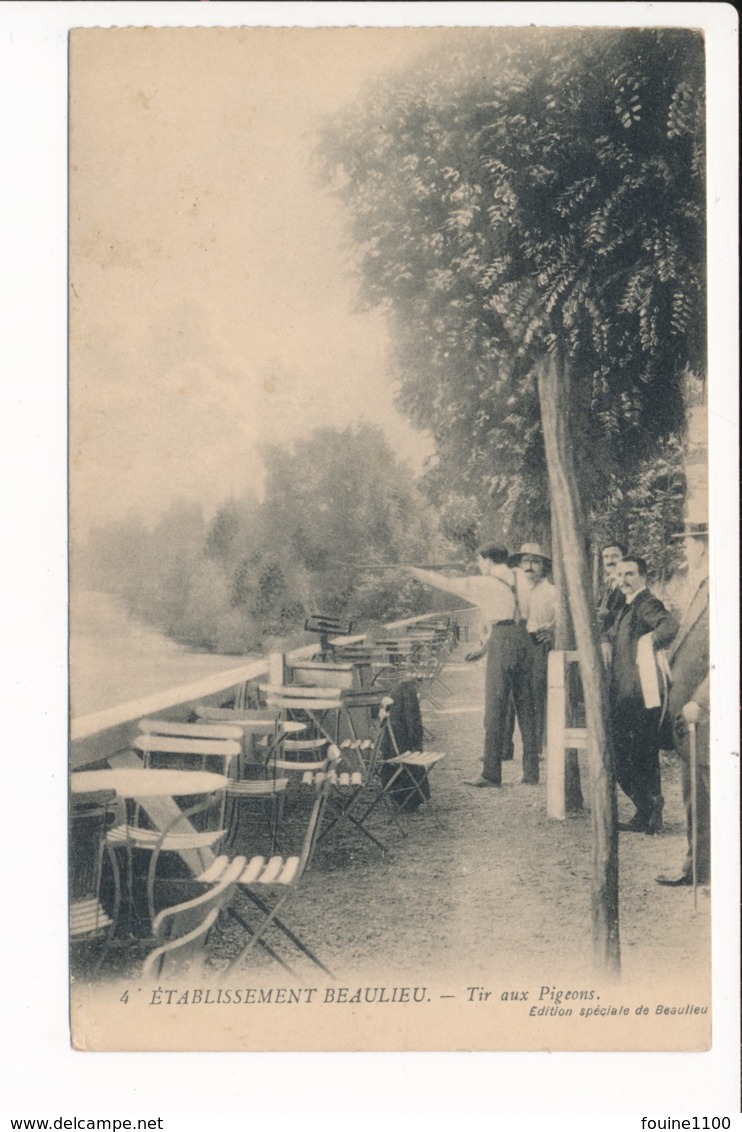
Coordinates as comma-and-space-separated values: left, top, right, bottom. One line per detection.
207, 643, 711, 992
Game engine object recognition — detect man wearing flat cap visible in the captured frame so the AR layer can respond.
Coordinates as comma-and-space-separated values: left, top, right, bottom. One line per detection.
509, 543, 556, 756
656, 521, 711, 887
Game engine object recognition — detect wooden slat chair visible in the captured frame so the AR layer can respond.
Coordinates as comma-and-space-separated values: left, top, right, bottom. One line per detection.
259, 684, 402, 848
259, 683, 346, 747
219, 771, 336, 977
267, 736, 333, 782
70, 788, 121, 971
372, 750, 447, 830
328, 643, 374, 662
303, 614, 354, 659
142, 855, 246, 980
314, 692, 399, 853
193, 704, 280, 751
371, 631, 453, 711
135, 718, 243, 830
107, 721, 241, 929
190, 707, 299, 850
368, 700, 447, 829
192, 704, 308, 771
287, 659, 356, 690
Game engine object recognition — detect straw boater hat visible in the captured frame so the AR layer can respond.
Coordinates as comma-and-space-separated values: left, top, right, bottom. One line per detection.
508, 542, 552, 570
671, 520, 709, 540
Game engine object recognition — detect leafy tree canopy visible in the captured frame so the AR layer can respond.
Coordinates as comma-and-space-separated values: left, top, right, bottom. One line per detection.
321, 28, 705, 555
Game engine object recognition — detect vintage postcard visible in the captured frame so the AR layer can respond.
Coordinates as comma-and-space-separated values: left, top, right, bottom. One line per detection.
67, 13, 737, 1058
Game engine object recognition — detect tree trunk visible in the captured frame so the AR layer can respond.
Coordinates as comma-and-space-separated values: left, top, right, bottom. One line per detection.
538, 348, 620, 976
551, 502, 583, 812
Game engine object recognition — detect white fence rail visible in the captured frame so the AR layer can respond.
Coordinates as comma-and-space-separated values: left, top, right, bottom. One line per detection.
70, 609, 474, 770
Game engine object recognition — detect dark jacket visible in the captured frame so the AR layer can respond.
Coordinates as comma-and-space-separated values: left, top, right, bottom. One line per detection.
597, 581, 625, 638
379, 679, 430, 808
668, 577, 710, 725
609, 587, 679, 706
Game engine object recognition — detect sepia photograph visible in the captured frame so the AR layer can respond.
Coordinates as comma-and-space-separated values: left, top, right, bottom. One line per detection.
63, 11, 735, 1064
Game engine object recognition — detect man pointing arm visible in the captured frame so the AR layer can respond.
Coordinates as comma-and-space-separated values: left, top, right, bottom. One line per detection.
406, 543, 541, 788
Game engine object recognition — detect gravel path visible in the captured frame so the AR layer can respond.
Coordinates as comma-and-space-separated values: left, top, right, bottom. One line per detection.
214, 645, 711, 992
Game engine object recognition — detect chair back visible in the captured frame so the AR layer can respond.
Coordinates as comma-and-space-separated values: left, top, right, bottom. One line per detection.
138, 718, 243, 741
268, 736, 331, 775
304, 614, 353, 636
288, 660, 356, 690
142, 855, 246, 979
194, 706, 276, 724
134, 720, 242, 773
259, 684, 344, 712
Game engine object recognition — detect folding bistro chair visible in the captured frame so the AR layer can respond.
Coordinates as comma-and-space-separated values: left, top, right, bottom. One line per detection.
106, 720, 239, 929
314, 691, 400, 853
141, 715, 291, 853
356, 686, 447, 831
218, 771, 336, 977
287, 658, 356, 691
303, 614, 354, 659
375, 750, 447, 828
142, 855, 246, 979
259, 683, 346, 748
266, 736, 332, 781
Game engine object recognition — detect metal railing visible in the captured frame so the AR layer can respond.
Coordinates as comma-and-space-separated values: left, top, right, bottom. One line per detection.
70, 608, 475, 771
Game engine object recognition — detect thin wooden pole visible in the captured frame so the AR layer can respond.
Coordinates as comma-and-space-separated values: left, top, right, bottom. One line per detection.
552, 503, 583, 813
537, 348, 621, 977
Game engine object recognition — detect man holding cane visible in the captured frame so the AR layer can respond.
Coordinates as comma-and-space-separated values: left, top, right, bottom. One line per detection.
656, 521, 710, 889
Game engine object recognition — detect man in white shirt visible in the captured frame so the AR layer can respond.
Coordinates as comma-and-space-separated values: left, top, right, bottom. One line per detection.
509, 543, 556, 755
406, 543, 540, 787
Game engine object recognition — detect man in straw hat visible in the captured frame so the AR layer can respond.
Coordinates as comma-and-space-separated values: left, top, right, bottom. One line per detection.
656, 520, 710, 887
405, 543, 541, 787
508, 542, 556, 756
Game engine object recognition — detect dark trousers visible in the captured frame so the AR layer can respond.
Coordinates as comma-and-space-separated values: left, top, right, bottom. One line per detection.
502, 633, 550, 760
611, 699, 662, 817
483, 623, 540, 784
674, 716, 710, 883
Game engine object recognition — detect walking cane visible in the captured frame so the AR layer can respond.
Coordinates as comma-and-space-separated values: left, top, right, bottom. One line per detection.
682, 701, 701, 912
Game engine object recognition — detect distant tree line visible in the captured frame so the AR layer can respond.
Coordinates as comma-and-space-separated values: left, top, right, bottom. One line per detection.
74, 423, 454, 653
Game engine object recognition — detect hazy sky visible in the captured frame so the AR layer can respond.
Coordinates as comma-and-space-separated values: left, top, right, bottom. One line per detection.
69, 27, 444, 535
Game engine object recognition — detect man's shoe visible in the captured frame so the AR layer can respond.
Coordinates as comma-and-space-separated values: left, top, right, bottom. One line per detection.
618, 813, 650, 833
655, 872, 692, 887
521, 778, 539, 786
464, 776, 500, 788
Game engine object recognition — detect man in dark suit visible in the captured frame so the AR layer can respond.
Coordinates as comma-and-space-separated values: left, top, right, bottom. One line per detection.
609, 556, 679, 834
656, 522, 710, 887
597, 541, 627, 637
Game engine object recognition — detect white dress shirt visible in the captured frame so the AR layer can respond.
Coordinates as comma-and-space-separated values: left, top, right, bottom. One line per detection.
516, 574, 557, 633
408, 564, 518, 623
